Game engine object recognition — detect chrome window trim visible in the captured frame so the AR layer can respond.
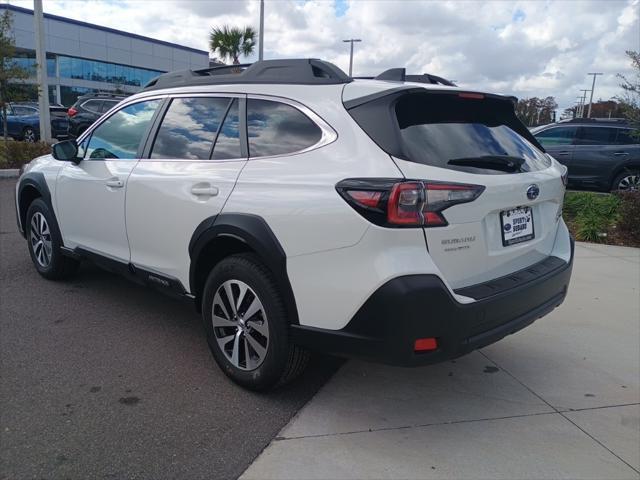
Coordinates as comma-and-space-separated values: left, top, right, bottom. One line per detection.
246, 94, 338, 160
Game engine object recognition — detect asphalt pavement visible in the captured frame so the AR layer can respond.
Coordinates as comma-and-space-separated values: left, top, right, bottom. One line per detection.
0, 179, 341, 480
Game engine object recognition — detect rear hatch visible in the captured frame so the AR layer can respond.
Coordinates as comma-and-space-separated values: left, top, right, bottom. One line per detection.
344, 87, 566, 290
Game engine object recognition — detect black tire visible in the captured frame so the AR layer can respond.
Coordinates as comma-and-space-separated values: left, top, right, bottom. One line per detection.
25, 198, 80, 280
202, 253, 309, 391
22, 126, 38, 143
611, 170, 640, 192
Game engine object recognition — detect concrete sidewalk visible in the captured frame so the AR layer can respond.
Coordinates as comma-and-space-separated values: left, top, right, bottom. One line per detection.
242, 243, 640, 480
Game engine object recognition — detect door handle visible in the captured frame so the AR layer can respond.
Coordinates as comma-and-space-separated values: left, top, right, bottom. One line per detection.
191, 185, 219, 197
556, 151, 571, 156
613, 152, 629, 156
106, 178, 124, 188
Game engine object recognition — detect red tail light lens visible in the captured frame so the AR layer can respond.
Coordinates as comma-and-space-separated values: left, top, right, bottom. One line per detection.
388, 182, 423, 224
67, 107, 77, 117
337, 179, 484, 228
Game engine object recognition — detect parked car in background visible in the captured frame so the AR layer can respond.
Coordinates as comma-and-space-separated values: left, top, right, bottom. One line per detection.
67, 93, 128, 137
533, 118, 639, 191
2, 103, 69, 142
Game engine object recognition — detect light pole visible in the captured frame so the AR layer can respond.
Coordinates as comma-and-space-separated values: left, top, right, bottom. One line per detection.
342, 39, 361, 76
575, 96, 583, 119
258, 0, 264, 61
586, 72, 602, 118
33, 0, 51, 142
579, 89, 590, 118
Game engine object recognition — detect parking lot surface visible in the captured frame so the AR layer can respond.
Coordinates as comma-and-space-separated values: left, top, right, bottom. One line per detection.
0, 179, 340, 480
242, 242, 640, 479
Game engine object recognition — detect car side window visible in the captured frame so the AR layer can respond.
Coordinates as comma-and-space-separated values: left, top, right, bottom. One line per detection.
211, 99, 242, 160
82, 100, 103, 114
100, 101, 118, 113
85, 100, 161, 160
13, 106, 36, 116
576, 127, 618, 146
151, 97, 231, 160
534, 126, 578, 147
614, 129, 639, 145
247, 99, 322, 157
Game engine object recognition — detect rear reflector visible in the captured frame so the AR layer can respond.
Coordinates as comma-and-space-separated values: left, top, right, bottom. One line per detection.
414, 337, 438, 352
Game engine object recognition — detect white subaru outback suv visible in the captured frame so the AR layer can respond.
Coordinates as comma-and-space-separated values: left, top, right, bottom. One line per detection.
16, 59, 574, 391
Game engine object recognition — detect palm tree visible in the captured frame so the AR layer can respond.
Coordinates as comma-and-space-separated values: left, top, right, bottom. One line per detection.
209, 25, 256, 65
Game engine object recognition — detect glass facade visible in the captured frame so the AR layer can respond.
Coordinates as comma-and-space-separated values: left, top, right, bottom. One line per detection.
57, 56, 163, 87
10, 51, 167, 106
11, 55, 57, 77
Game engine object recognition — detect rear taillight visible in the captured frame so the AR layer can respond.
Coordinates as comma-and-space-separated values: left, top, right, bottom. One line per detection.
337, 179, 484, 228
67, 107, 77, 117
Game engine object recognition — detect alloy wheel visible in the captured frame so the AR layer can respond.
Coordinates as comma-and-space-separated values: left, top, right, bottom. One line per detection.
618, 174, 640, 191
24, 128, 36, 143
212, 279, 269, 371
30, 212, 52, 268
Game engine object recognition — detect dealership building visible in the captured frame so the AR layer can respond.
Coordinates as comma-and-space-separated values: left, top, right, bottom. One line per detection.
1, 4, 210, 106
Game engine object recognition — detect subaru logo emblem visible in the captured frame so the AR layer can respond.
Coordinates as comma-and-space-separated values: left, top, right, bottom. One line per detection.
526, 184, 540, 200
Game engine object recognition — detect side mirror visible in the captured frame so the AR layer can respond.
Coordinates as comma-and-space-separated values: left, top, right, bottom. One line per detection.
52, 140, 81, 164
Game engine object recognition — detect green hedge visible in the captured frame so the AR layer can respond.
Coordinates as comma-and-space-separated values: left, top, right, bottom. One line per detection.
563, 191, 640, 247
0, 140, 51, 169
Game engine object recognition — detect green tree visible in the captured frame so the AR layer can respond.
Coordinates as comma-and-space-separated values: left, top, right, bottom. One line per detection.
209, 25, 256, 65
0, 10, 31, 141
516, 96, 558, 126
616, 50, 640, 129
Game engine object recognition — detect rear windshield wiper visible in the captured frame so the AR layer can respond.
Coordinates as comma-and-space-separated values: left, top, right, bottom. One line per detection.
448, 155, 526, 173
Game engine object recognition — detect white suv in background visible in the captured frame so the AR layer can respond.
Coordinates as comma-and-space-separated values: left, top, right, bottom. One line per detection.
16, 59, 574, 391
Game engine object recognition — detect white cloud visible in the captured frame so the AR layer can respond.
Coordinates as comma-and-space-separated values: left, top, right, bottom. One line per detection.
7, 0, 639, 111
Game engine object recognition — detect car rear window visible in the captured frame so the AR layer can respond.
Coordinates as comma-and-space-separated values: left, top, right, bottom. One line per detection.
348, 90, 551, 174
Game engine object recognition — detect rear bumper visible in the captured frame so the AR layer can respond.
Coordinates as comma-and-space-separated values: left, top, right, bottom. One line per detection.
291, 239, 574, 366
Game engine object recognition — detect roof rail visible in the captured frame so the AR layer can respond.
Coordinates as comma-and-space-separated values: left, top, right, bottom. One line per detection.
354, 68, 456, 86
558, 117, 630, 124
142, 58, 352, 91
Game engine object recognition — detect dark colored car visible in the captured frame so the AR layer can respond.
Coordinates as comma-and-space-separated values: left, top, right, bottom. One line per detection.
67, 93, 127, 137
533, 119, 639, 191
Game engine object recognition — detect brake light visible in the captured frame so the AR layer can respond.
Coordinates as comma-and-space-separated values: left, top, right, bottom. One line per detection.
458, 92, 485, 100
338, 179, 484, 228
67, 107, 77, 117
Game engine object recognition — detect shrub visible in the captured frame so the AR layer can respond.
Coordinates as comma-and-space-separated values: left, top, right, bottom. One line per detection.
563, 191, 620, 221
0, 140, 51, 169
574, 212, 608, 242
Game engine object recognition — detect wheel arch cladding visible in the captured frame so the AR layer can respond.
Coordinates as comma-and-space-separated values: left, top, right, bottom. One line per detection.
17, 172, 52, 238
189, 213, 299, 324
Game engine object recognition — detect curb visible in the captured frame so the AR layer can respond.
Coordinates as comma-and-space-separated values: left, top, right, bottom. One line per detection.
0, 169, 19, 179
